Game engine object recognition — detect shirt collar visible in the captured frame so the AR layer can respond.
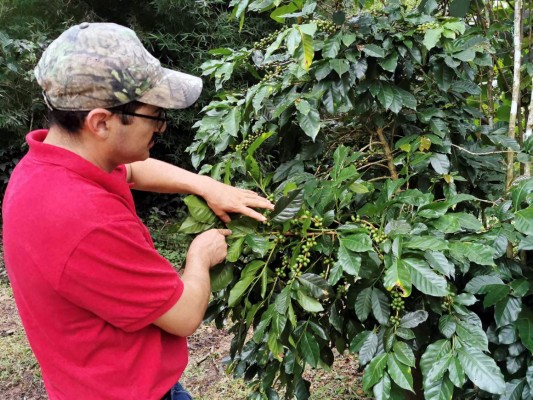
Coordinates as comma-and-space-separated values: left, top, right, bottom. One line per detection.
26, 129, 132, 201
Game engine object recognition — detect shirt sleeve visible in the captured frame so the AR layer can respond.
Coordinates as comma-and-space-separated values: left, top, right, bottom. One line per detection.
58, 220, 184, 332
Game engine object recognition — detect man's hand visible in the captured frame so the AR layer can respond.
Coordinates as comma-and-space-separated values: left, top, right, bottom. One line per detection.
200, 180, 274, 223
186, 229, 232, 268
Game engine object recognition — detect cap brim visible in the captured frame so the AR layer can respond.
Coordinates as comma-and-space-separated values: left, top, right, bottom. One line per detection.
137, 68, 203, 109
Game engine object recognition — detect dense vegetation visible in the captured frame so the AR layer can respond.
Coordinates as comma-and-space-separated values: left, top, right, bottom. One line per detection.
181, 0, 533, 399
2, 0, 533, 399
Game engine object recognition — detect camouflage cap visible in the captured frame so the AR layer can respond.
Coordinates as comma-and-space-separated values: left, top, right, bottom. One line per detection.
35, 22, 202, 111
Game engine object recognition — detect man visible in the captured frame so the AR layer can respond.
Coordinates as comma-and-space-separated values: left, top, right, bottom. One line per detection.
2, 22, 272, 400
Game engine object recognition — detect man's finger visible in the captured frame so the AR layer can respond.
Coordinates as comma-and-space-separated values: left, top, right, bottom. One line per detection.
218, 229, 233, 236
239, 207, 268, 222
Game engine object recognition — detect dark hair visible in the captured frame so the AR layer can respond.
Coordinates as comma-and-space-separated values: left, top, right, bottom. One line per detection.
47, 101, 144, 134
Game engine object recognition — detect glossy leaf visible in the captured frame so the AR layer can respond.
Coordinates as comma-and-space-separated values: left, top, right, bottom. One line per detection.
457, 347, 505, 394
405, 258, 449, 297
387, 353, 414, 391
210, 263, 234, 292
183, 195, 217, 224
271, 189, 304, 222
363, 353, 388, 391
372, 288, 391, 324
354, 287, 373, 321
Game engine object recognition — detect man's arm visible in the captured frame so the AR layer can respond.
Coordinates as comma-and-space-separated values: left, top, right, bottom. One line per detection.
153, 229, 231, 336
126, 158, 273, 222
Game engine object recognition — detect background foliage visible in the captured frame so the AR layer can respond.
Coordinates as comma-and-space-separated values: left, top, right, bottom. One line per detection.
182, 0, 533, 399
2, 0, 533, 399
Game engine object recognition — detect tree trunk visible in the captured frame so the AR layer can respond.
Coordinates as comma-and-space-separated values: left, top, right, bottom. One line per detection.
525, 76, 533, 177
506, 0, 523, 191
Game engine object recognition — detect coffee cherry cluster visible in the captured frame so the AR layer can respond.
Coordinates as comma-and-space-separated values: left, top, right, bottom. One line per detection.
391, 291, 405, 312
310, 19, 338, 34
235, 131, 263, 152
296, 237, 318, 268
253, 29, 286, 51
441, 294, 455, 311
260, 64, 283, 83
390, 314, 402, 328
415, 21, 439, 33
273, 233, 286, 244
350, 215, 387, 244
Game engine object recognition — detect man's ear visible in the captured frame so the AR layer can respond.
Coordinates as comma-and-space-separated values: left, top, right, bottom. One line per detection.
84, 108, 114, 140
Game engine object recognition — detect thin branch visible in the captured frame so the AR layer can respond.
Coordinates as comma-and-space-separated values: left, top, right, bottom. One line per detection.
373, 127, 398, 179
451, 143, 514, 156
506, 0, 523, 191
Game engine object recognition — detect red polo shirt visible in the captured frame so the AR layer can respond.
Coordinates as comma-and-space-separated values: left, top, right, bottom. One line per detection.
2, 130, 187, 400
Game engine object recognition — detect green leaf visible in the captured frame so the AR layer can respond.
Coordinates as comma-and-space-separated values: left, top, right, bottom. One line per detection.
393, 342, 415, 367
286, 27, 301, 55
400, 310, 428, 329
297, 273, 331, 299
379, 52, 398, 72
501, 379, 528, 400
387, 353, 414, 391
336, 244, 362, 276
424, 375, 454, 400
456, 319, 488, 351
296, 290, 324, 312
298, 30, 314, 70
465, 275, 504, 294
355, 287, 373, 321
384, 259, 412, 297
372, 288, 391, 324
363, 44, 385, 58
449, 242, 496, 266
516, 307, 533, 353
275, 287, 291, 314
511, 178, 533, 210
425, 251, 455, 278
405, 258, 449, 297
404, 236, 448, 251
359, 332, 379, 366
247, 131, 275, 157
448, 357, 466, 388
245, 154, 261, 182
483, 284, 510, 308
179, 216, 213, 234
341, 234, 373, 252
329, 59, 349, 77
515, 208, 533, 235
245, 234, 269, 257
438, 315, 456, 338
297, 106, 321, 140
222, 107, 241, 137
377, 82, 394, 110
450, 80, 481, 95
373, 373, 392, 400
271, 189, 304, 222
210, 263, 234, 292
183, 195, 217, 224
495, 296, 522, 327
420, 340, 452, 384
350, 330, 371, 353
298, 331, 320, 367
295, 99, 311, 115
423, 28, 443, 51
363, 353, 388, 391
457, 347, 505, 394
228, 260, 264, 306
449, 0, 471, 17
322, 34, 342, 58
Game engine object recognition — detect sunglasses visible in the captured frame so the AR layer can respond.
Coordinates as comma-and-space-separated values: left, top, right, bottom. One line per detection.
117, 109, 168, 131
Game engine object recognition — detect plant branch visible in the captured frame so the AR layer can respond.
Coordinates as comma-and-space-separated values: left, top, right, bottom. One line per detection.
451, 143, 515, 156
373, 127, 398, 179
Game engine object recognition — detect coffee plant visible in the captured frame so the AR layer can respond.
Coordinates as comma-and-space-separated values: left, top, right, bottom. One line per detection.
181, 1, 533, 399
